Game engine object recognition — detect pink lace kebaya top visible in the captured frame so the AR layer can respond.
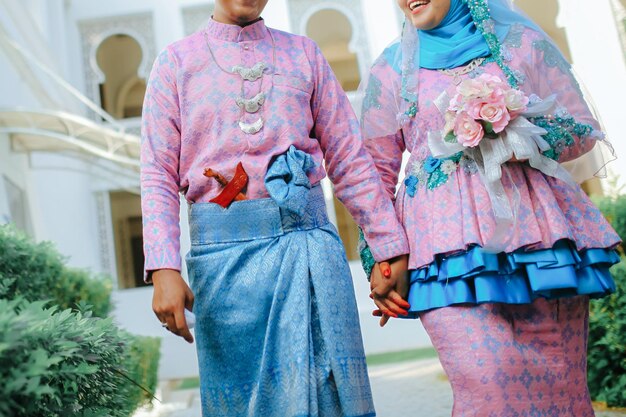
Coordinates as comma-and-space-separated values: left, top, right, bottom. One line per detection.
362, 25, 620, 270
140, 18, 409, 274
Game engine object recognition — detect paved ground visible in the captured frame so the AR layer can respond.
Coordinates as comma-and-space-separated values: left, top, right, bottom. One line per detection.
134, 359, 626, 417
369, 359, 453, 416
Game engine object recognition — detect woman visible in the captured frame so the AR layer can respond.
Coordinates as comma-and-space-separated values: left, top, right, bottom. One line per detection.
361, 0, 621, 415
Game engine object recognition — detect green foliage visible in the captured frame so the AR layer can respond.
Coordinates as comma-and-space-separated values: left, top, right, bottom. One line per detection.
588, 259, 626, 407
118, 336, 161, 412
0, 225, 112, 317
588, 195, 626, 407
0, 225, 161, 416
594, 194, 626, 255
55, 268, 112, 318
0, 298, 125, 416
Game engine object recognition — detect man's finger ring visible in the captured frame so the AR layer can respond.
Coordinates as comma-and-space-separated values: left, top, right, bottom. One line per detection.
161, 322, 169, 329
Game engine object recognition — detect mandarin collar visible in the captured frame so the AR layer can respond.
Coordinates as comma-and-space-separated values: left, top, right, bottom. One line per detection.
205, 17, 268, 42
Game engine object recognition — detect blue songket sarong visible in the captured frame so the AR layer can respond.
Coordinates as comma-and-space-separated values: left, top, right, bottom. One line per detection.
186, 147, 375, 417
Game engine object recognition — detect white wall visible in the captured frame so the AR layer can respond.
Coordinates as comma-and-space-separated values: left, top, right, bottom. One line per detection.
0, 133, 33, 230
558, 0, 626, 190
361, 0, 402, 59
27, 153, 102, 270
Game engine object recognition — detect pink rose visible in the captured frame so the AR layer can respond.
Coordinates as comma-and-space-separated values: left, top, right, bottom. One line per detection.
457, 78, 493, 99
466, 97, 487, 119
464, 91, 509, 133
448, 93, 464, 112
479, 100, 510, 133
454, 111, 484, 147
504, 89, 529, 116
477, 73, 505, 88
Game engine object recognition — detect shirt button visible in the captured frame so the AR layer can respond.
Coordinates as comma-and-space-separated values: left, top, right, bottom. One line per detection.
244, 45, 249, 50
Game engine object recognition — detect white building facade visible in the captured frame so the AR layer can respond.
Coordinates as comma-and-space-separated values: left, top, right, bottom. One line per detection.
1, 0, 624, 380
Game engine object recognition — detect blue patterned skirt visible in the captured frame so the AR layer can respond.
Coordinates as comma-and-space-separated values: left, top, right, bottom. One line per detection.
186, 152, 375, 417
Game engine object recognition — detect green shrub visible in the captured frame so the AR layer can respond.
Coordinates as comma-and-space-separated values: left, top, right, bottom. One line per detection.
588, 258, 626, 407
593, 194, 626, 255
119, 336, 161, 412
54, 268, 112, 318
588, 195, 626, 407
0, 226, 161, 416
0, 226, 112, 317
0, 298, 161, 417
1, 299, 112, 415
0, 226, 64, 298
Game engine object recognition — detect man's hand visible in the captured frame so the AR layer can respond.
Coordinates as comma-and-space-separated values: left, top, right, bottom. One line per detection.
370, 254, 410, 327
152, 269, 195, 343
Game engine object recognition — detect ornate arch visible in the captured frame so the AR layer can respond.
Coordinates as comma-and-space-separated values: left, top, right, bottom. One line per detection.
288, 0, 370, 76
78, 13, 156, 110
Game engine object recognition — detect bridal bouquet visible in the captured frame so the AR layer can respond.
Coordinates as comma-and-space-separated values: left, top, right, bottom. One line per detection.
442, 73, 529, 148
429, 72, 576, 183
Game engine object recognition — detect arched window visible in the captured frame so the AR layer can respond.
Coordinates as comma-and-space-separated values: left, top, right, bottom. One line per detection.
306, 9, 361, 91
96, 34, 146, 119
116, 76, 147, 119
110, 190, 146, 289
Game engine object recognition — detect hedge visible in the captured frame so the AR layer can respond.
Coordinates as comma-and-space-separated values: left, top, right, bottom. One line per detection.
588, 259, 626, 407
588, 195, 626, 407
0, 225, 160, 416
0, 226, 111, 317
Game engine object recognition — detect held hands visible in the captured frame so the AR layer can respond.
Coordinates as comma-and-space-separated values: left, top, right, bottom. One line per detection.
152, 269, 195, 343
370, 254, 410, 327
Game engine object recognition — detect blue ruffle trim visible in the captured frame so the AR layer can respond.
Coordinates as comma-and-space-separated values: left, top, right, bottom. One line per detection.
406, 240, 620, 316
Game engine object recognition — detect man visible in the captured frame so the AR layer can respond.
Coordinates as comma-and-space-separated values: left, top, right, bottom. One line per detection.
141, 1, 409, 415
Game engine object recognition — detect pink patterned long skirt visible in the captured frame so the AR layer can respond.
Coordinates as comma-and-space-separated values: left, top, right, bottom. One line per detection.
420, 296, 594, 417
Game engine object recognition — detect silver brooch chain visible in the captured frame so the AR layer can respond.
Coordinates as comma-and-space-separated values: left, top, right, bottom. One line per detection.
437, 57, 486, 85
204, 27, 277, 135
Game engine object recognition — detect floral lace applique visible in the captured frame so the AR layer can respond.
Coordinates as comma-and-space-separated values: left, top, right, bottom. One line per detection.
527, 106, 595, 161
362, 74, 383, 113
533, 40, 570, 74
404, 153, 476, 195
533, 38, 584, 100
504, 23, 525, 50
358, 228, 375, 280
463, 23, 525, 84
464, 0, 522, 89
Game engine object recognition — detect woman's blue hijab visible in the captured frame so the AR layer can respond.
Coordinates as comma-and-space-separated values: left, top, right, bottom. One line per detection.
418, 0, 508, 69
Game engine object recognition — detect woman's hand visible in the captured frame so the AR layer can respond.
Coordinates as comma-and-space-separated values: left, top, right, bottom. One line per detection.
152, 269, 195, 343
370, 255, 410, 327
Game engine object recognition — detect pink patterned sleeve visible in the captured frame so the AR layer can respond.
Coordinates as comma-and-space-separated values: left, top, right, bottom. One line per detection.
524, 30, 601, 162
306, 41, 409, 262
360, 57, 406, 200
364, 132, 405, 201
140, 47, 183, 279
